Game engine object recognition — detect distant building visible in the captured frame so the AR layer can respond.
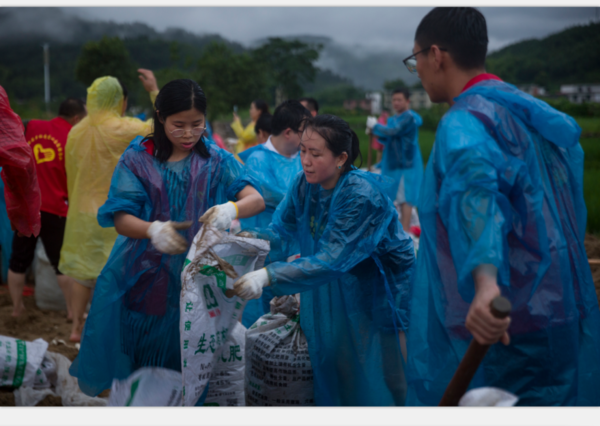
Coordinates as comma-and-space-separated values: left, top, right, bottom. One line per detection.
343, 99, 371, 111
518, 84, 547, 97
365, 92, 382, 115
560, 84, 600, 103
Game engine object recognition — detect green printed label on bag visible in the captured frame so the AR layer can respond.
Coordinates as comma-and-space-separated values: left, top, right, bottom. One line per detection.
182, 258, 191, 271
221, 254, 250, 267
12, 340, 27, 388
199, 265, 227, 291
125, 378, 140, 406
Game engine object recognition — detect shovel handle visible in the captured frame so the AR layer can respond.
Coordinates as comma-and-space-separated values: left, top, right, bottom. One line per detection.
438, 296, 512, 406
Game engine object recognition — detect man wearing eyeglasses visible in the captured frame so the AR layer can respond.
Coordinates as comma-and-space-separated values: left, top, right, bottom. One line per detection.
405, 7, 600, 406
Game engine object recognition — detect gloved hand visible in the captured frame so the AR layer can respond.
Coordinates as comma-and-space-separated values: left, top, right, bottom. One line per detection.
146, 220, 192, 254
366, 116, 378, 130
234, 268, 270, 300
199, 201, 238, 231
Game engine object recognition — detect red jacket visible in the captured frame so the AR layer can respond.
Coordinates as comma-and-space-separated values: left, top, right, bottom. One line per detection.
0, 86, 41, 237
26, 117, 71, 217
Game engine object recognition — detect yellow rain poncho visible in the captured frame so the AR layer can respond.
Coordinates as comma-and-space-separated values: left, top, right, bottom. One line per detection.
59, 76, 157, 280
230, 119, 257, 153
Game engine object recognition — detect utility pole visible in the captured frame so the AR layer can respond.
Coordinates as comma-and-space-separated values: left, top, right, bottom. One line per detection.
43, 43, 50, 115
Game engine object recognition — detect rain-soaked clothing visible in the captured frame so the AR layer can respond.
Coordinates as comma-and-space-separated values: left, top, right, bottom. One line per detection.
406, 78, 600, 406
238, 140, 303, 327
0, 86, 41, 237
69, 136, 257, 396
0, 169, 14, 282
59, 77, 156, 281
371, 110, 424, 207
251, 169, 415, 406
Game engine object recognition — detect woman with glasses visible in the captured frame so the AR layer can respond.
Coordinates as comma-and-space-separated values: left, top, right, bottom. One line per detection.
69, 79, 264, 402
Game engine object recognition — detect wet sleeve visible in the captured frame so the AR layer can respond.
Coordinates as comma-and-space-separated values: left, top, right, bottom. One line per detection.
266, 188, 393, 295
437, 115, 508, 302
242, 176, 301, 263
372, 114, 415, 139
243, 154, 282, 211
97, 155, 149, 227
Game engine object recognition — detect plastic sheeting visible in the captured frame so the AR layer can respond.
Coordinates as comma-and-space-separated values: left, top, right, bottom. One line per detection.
238, 144, 303, 327
230, 120, 257, 153
0, 168, 15, 282
371, 110, 424, 206
59, 77, 155, 281
0, 86, 41, 237
248, 169, 415, 406
406, 80, 600, 406
69, 136, 258, 397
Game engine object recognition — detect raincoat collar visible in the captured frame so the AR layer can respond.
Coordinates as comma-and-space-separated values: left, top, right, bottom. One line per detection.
461, 73, 502, 93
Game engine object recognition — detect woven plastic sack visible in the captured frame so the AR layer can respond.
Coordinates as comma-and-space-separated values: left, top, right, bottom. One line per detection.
245, 294, 315, 406
180, 224, 269, 406
108, 367, 182, 407
204, 321, 246, 406
0, 335, 48, 388
33, 239, 67, 311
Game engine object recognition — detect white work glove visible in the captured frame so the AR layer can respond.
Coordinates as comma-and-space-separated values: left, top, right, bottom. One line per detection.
198, 201, 238, 231
366, 116, 378, 130
234, 268, 270, 300
146, 220, 192, 255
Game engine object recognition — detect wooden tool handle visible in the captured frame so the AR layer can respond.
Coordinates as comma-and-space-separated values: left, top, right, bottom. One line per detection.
438, 296, 512, 406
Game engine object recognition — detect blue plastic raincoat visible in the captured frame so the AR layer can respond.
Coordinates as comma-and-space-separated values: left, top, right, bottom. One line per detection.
239, 143, 303, 327
0, 168, 14, 282
69, 136, 257, 397
372, 110, 424, 206
406, 79, 600, 406
251, 169, 415, 406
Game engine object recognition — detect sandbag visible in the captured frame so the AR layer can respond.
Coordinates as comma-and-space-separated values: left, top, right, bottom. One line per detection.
108, 367, 182, 407
245, 294, 315, 406
0, 335, 48, 388
180, 224, 269, 406
33, 239, 67, 311
204, 321, 246, 406
14, 351, 107, 406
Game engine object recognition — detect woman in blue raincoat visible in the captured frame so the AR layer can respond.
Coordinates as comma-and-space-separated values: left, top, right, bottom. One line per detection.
368, 88, 423, 233
234, 114, 416, 406
69, 79, 264, 398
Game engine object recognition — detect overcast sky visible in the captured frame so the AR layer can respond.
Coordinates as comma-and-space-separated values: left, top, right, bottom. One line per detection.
62, 6, 599, 53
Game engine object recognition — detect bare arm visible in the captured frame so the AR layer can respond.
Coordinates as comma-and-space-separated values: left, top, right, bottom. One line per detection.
114, 211, 152, 239
234, 185, 265, 219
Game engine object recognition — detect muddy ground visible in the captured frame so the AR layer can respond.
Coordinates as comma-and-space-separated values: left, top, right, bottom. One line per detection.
1, 233, 600, 406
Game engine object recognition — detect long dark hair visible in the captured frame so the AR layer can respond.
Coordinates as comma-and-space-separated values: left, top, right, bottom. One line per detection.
253, 99, 270, 116
302, 114, 362, 173
148, 79, 210, 162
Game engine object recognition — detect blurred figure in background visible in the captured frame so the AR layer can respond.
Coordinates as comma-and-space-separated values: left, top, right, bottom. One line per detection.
0, 86, 41, 240
60, 70, 159, 342
370, 109, 390, 168
231, 99, 270, 154
299, 97, 319, 117
7, 97, 87, 318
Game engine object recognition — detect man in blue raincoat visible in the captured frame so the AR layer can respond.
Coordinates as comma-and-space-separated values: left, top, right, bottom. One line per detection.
238, 100, 311, 327
366, 88, 424, 232
404, 7, 600, 406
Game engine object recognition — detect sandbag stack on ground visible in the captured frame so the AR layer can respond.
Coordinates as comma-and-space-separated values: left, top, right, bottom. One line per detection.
245, 294, 315, 406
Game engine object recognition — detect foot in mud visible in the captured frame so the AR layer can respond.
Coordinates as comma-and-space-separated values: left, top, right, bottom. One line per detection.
69, 321, 84, 343
11, 302, 26, 318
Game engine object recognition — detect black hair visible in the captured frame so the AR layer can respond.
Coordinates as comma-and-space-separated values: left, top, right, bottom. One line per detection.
391, 88, 410, 100
271, 100, 312, 137
415, 7, 488, 71
254, 113, 272, 135
298, 97, 319, 113
302, 114, 362, 174
58, 97, 86, 118
116, 78, 128, 100
147, 79, 210, 162
252, 99, 270, 115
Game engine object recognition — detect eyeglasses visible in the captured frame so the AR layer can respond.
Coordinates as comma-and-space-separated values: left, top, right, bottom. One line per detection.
169, 127, 206, 138
402, 46, 448, 74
